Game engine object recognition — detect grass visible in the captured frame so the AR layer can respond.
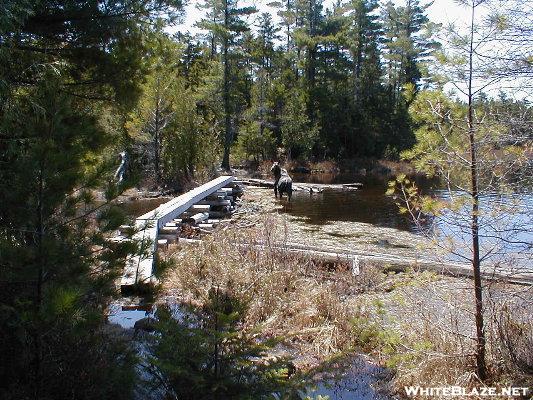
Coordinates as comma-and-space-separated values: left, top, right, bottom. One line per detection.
159, 216, 533, 396
162, 218, 358, 365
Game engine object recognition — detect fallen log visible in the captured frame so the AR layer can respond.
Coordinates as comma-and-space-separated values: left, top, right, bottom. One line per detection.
198, 223, 214, 229
183, 212, 209, 224
160, 226, 179, 234
260, 241, 533, 285
197, 199, 232, 207
241, 179, 363, 192
189, 204, 211, 212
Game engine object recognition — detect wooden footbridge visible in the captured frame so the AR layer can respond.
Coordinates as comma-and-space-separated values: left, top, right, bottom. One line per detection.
120, 176, 241, 290
117, 175, 532, 291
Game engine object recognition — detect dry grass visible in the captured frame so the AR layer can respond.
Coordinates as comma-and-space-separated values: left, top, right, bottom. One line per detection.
162, 217, 367, 366
159, 215, 532, 395
373, 276, 533, 395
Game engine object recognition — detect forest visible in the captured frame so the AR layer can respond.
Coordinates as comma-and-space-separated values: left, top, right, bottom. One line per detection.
0, 0, 531, 398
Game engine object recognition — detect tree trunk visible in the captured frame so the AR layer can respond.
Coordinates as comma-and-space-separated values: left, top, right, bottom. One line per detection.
154, 81, 162, 184
221, 0, 232, 171
34, 161, 45, 400
467, 0, 487, 381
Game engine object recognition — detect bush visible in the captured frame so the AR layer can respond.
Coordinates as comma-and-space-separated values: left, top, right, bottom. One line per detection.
141, 289, 302, 399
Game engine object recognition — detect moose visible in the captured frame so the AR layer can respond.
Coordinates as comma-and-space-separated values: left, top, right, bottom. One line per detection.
270, 162, 293, 201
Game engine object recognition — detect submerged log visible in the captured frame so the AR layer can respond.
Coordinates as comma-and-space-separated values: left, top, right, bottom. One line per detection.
183, 212, 209, 224
240, 179, 362, 192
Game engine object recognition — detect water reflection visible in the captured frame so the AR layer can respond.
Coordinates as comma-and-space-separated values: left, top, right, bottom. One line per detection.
282, 173, 428, 232
117, 197, 172, 219
281, 172, 532, 269
305, 356, 393, 400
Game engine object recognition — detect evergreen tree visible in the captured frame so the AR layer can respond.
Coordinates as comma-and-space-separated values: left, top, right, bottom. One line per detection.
345, 0, 382, 104
0, 75, 137, 400
143, 289, 301, 399
380, 0, 438, 156
198, 0, 256, 170
236, 13, 280, 161
0, 0, 184, 397
382, 0, 436, 100
281, 87, 319, 159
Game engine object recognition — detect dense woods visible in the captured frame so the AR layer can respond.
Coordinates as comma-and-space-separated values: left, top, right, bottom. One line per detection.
0, 0, 531, 398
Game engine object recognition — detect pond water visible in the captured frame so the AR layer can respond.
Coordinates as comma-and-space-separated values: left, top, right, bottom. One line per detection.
282, 172, 532, 269
118, 197, 172, 219
304, 356, 393, 400
282, 173, 425, 231
108, 302, 154, 329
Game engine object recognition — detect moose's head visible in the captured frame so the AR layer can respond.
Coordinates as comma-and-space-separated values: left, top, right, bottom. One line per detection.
270, 162, 281, 179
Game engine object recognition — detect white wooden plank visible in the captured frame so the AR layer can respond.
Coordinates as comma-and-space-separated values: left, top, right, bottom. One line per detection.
121, 176, 234, 289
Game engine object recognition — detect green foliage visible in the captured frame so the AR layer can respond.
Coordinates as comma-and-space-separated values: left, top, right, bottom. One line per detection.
236, 121, 277, 161
281, 89, 319, 159
386, 174, 446, 220
0, 0, 185, 107
0, 0, 188, 396
402, 90, 467, 178
126, 66, 217, 185
350, 302, 402, 368
127, 47, 219, 185
404, 89, 529, 192
143, 289, 303, 399
0, 76, 138, 399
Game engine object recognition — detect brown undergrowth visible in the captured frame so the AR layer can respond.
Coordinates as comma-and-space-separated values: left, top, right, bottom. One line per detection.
160, 216, 532, 398
162, 217, 364, 367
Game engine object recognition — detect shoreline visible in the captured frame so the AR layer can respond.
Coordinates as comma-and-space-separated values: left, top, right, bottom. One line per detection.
153, 184, 531, 396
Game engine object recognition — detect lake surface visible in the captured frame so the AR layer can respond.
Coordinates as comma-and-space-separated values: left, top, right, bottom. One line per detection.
281, 173, 424, 231
281, 173, 532, 269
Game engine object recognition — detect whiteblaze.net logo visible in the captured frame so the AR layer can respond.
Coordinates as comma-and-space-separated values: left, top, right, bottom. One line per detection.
404, 386, 530, 397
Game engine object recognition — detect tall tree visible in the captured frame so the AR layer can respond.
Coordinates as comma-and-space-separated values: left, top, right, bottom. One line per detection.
345, 0, 382, 104
0, 0, 184, 397
382, 0, 435, 101
198, 0, 256, 170
394, 0, 532, 381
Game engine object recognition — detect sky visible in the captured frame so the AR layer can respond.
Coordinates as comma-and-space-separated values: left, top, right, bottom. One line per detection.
173, 0, 471, 35
170, 0, 530, 101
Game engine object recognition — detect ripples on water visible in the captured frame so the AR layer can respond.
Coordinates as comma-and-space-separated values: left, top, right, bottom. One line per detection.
280, 173, 433, 232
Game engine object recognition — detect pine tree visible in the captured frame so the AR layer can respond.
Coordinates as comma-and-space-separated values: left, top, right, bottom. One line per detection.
143, 289, 300, 399
0, 0, 185, 397
198, 0, 256, 170
0, 75, 137, 400
281, 88, 319, 159
345, 0, 382, 104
